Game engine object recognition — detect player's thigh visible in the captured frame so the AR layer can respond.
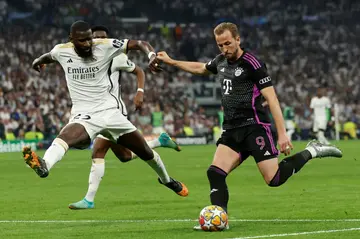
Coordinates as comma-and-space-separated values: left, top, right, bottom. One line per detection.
246, 125, 279, 183
110, 142, 132, 162
92, 136, 112, 159
58, 123, 91, 148
116, 130, 153, 160
212, 144, 240, 174
62, 113, 104, 148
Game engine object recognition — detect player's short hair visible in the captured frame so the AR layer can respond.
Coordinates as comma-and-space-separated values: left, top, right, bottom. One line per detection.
214, 22, 240, 38
70, 20, 91, 34
91, 25, 110, 35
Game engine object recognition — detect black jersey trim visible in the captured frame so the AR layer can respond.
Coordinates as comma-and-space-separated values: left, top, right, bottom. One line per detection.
107, 60, 120, 109
117, 70, 127, 116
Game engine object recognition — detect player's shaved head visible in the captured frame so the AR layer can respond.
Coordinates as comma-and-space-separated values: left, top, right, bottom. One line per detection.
71, 20, 91, 35
69, 20, 93, 59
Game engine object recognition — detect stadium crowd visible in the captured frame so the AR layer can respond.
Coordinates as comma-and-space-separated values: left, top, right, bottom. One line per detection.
0, 0, 359, 141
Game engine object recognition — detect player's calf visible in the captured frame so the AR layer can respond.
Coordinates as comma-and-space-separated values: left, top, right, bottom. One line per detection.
265, 141, 342, 187
207, 165, 229, 212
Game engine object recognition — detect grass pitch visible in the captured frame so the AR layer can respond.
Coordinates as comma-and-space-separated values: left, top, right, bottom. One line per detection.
0, 141, 359, 238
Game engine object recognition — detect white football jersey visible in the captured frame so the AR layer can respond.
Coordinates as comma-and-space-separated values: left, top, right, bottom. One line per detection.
110, 53, 136, 116
50, 38, 129, 114
310, 96, 331, 119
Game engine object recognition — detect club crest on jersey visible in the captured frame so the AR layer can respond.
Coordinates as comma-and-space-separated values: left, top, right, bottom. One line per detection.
234, 67, 244, 77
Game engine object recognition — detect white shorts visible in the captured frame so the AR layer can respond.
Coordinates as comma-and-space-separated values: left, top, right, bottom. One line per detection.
313, 118, 327, 132
67, 108, 137, 142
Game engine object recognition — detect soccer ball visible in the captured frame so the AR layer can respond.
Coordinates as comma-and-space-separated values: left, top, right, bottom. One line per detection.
198, 205, 228, 231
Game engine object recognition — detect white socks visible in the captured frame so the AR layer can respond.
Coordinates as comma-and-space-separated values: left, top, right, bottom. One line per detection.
85, 158, 105, 202
147, 138, 161, 149
145, 150, 171, 183
43, 138, 68, 170
317, 131, 330, 145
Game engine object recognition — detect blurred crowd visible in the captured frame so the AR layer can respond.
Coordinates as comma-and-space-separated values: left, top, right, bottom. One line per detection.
0, 0, 359, 141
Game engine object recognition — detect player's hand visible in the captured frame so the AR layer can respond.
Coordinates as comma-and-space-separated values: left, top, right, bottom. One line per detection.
148, 53, 162, 73
156, 51, 173, 65
134, 91, 144, 111
32, 58, 45, 72
278, 133, 293, 156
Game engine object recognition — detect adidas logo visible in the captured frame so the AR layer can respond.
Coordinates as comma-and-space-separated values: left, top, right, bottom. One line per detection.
67, 58, 73, 63
220, 68, 225, 72
264, 151, 271, 156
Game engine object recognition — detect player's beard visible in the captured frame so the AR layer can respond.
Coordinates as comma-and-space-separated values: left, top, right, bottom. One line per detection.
225, 48, 238, 62
75, 47, 93, 59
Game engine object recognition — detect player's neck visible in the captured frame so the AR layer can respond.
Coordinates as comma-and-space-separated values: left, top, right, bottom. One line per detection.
237, 48, 244, 59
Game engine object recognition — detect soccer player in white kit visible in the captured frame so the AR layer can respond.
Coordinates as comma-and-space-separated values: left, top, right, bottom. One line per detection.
23, 21, 188, 198
310, 88, 331, 144
68, 25, 184, 209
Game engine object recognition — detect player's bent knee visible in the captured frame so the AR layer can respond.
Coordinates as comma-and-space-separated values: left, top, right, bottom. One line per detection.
207, 165, 228, 179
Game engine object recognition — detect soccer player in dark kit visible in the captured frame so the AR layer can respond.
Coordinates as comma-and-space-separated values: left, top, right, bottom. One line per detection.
156, 22, 343, 230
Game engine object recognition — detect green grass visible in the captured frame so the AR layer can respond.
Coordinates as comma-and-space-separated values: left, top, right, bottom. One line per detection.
0, 141, 359, 239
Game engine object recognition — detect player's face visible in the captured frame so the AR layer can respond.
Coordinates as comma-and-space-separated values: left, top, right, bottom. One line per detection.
93, 30, 108, 39
71, 29, 93, 58
215, 30, 241, 61
317, 88, 324, 97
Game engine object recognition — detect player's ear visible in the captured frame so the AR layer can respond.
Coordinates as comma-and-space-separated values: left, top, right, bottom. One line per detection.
68, 34, 72, 42
236, 36, 240, 43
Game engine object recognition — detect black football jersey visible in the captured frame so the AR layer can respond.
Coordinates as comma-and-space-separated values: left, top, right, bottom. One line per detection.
206, 51, 273, 129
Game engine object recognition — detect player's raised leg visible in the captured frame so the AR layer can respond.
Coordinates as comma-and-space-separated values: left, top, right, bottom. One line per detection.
23, 123, 91, 178
117, 130, 188, 197
257, 141, 342, 187
111, 132, 181, 163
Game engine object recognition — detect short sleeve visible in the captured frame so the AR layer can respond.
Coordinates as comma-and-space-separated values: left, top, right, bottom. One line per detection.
205, 55, 221, 74
110, 38, 129, 54
112, 53, 136, 73
251, 64, 273, 90
310, 98, 315, 108
49, 44, 61, 61
96, 38, 129, 58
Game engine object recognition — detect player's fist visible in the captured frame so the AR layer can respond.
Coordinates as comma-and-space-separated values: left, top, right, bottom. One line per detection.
278, 133, 293, 156
148, 53, 162, 73
156, 51, 173, 65
32, 58, 45, 72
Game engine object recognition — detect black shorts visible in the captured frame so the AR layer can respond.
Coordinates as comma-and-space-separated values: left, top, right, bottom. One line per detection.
216, 124, 279, 163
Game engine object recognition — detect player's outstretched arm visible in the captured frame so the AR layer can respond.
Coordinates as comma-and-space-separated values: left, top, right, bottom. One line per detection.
261, 86, 293, 155
156, 51, 210, 76
127, 40, 159, 72
131, 65, 145, 110
32, 53, 56, 72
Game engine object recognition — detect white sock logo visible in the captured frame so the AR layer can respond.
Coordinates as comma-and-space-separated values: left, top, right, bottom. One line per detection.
210, 188, 218, 194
